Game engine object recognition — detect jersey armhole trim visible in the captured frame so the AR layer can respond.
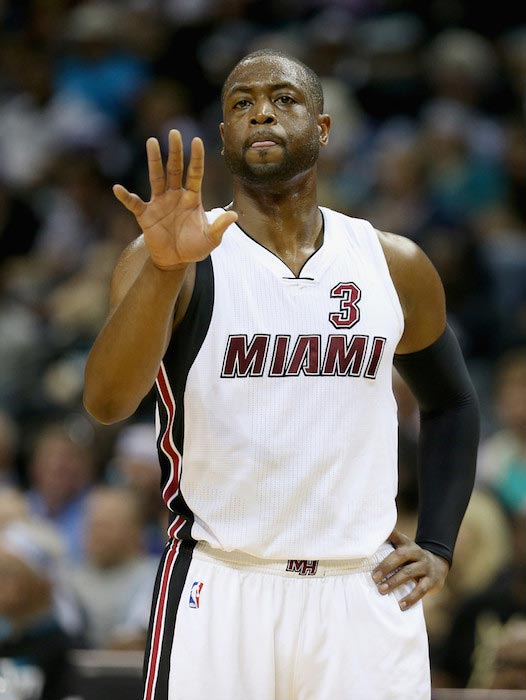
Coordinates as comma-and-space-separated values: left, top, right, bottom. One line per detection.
365, 222, 405, 338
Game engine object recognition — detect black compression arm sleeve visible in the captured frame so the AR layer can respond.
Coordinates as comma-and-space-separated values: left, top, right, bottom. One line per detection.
394, 325, 480, 565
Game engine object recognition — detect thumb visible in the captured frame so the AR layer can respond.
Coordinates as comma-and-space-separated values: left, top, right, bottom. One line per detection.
207, 210, 238, 246
113, 184, 146, 217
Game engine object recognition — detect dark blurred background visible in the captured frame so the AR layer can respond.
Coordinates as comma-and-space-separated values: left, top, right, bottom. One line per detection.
0, 1, 524, 697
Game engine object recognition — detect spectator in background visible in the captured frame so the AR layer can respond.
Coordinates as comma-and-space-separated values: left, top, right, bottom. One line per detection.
362, 124, 433, 239
0, 487, 28, 529
490, 619, 526, 690
502, 117, 526, 226
68, 486, 157, 649
0, 41, 113, 190
476, 214, 526, 353
0, 487, 86, 642
34, 151, 124, 276
0, 411, 19, 487
56, 0, 150, 125
26, 423, 95, 563
424, 29, 503, 158
315, 77, 370, 215
38, 241, 124, 412
0, 175, 41, 266
107, 423, 167, 555
425, 488, 514, 653
0, 243, 46, 412
350, 13, 428, 121
478, 348, 526, 514
0, 519, 79, 700
418, 224, 497, 360
420, 101, 506, 226
127, 77, 204, 200
435, 511, 526, 688
499, 26, 526, 120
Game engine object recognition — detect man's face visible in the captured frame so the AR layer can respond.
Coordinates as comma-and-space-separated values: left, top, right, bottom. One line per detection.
30, 434, 93, 511
220, 57, 328, 185
85, 491, 142, 568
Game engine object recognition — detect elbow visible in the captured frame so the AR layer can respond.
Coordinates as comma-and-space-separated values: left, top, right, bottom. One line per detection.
83, 386, 136, 425
421, 387, 480, 421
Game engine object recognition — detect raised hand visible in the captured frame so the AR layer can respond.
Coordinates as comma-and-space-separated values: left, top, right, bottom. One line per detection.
113, 130, 237, 270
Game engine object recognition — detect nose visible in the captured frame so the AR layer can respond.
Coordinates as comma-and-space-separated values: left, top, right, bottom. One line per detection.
250, 98, 276, 125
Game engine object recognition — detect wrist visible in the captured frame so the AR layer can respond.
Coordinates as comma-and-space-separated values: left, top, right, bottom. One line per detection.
416, 541, 452, 571
141, 258, 190, 296
147, 257, 189, 274
421, 547, 451, 572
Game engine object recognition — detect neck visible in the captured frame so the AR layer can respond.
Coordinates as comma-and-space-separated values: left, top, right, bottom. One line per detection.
229, 170, 323, 275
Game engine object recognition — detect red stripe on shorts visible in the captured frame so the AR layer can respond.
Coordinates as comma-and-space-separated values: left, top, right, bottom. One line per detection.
143, 539, 180, 700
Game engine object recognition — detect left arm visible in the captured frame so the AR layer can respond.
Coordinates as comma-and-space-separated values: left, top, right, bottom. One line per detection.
372, 232, 479, 609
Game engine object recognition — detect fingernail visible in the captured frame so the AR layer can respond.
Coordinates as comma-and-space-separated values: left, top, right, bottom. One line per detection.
379, 583, 388, 593
399, 601, 407, 610
372, 571, 381, 582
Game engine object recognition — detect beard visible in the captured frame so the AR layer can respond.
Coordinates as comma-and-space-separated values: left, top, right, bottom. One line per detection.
223, 136, 320, 185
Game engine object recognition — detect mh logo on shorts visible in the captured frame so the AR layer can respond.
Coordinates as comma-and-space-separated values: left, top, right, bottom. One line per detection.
286, 560, 319, 576
189, 581, 204, 608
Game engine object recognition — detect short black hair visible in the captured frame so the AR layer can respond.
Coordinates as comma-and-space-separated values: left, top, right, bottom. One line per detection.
221, 49, 324, 113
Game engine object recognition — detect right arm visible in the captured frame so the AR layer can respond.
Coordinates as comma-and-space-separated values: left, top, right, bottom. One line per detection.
83, 238, 190, 424
83, 130, 237, 424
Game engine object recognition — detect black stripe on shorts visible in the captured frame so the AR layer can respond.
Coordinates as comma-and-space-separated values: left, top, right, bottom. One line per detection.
142, 539, 196, 700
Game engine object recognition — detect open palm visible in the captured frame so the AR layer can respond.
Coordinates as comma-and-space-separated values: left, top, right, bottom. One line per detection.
113, 130, 237, 270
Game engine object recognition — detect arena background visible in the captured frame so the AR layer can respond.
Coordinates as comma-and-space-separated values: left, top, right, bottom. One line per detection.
0, 1, 525, 698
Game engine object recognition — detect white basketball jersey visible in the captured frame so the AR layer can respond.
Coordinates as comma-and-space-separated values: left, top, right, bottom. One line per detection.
155, 207, 404, 559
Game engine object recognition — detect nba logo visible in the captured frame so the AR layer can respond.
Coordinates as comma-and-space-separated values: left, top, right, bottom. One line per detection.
189, 581, 204, 608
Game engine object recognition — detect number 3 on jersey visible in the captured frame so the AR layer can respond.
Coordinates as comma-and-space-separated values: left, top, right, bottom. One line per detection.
329, 282, 361, 329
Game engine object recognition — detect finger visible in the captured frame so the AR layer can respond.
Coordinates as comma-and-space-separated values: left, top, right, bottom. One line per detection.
113, 184, 147, 217
207, 210, 238, 246
185, 137, 204, 195
376, 563, 424, 594
166, 129, 183, 190
146, 137, 165, 197
388, 529, 411, 547
372, 549, 412, 583
398, 577, 433, 610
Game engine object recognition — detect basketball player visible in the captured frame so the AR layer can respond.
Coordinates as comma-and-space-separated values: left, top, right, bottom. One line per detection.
84, 50, 479, 699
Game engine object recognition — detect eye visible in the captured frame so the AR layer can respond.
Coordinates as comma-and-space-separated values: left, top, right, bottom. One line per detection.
276, 95, 295, 105
234, 99, 251, 109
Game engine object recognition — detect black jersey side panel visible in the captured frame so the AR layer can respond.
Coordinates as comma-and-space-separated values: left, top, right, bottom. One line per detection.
155, 257, 214, 541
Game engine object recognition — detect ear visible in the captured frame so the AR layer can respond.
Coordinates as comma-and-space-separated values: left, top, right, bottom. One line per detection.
219, 123, 225, 155
219, 123, 226, 155
317, 114, 331, 147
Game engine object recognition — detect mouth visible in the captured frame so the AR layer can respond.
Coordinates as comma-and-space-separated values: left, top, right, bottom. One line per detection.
247, 133, 283, 150
250, 140, 278, 149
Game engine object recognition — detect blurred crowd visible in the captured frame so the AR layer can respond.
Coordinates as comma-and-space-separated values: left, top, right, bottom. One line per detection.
0, 0, 524, 697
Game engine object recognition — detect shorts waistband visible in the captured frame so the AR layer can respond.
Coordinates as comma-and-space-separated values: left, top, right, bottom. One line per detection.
193, 541, 393, 578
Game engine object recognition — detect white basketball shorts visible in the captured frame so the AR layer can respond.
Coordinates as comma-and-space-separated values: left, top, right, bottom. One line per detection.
142, 539, 431, 700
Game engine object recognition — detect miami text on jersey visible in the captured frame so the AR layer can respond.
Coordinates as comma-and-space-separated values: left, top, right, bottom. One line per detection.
221, 334, 386, 378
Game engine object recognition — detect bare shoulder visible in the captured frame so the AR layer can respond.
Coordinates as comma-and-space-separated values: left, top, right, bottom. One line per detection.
376, 230, 437, 308
376, 229, 415, 266
376, 230, 446, 354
